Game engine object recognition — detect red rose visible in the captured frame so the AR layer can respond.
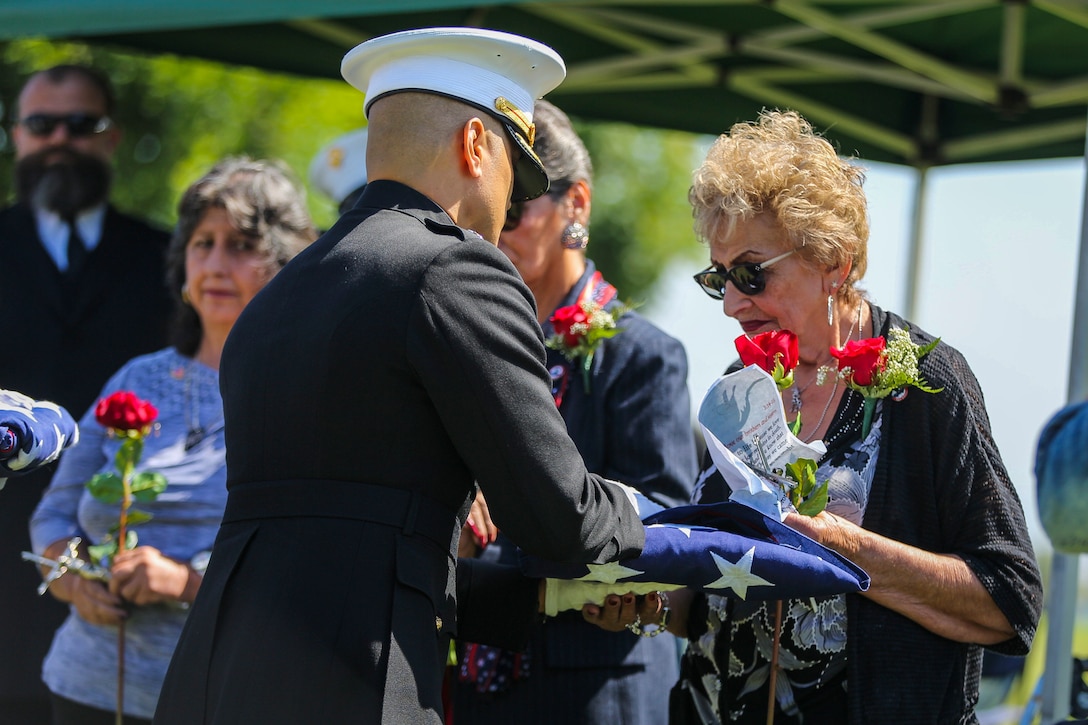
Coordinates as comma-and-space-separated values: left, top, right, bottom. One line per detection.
549, 304, 590, 348
735, 330, 799, 375
830, 337, 887, 386
94, 391, 158, 432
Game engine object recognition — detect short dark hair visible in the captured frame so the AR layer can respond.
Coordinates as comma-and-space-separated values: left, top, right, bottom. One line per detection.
21, 64, 116, 116
165, 157, 318, 356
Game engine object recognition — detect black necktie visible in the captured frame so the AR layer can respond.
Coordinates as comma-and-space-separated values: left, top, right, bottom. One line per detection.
65, 219, 87, 278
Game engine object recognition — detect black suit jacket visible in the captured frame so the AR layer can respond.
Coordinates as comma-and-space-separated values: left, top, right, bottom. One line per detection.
0, 201, 170, 703
155, 181, 645, 725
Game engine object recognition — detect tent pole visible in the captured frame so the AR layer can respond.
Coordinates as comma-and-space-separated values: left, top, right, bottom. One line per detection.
903, 164, 929, 320
1039, 108, 1088, 724
1041, 555, 1078, 722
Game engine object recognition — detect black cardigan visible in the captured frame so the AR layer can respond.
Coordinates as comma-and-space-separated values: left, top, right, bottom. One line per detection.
684, 305, 1042, 724
844, 306, 1041, 723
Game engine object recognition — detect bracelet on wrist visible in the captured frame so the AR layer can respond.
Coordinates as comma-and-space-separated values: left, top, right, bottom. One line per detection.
624, 591, 671, 638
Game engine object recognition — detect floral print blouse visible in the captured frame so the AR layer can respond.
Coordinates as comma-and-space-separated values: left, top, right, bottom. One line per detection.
683, 391, 880, 724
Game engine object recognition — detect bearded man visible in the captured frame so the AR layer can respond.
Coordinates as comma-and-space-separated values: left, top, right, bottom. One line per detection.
0, 64, 171, 724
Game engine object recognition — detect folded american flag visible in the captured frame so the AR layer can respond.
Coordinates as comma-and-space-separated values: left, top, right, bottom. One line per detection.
520, 493, 869, 601
0, 389, 78, 488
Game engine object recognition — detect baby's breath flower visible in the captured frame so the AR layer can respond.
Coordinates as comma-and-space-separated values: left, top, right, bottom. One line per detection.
547, 299, 634, 393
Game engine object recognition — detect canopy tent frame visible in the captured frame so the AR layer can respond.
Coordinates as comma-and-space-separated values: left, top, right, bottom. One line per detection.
5, 1, 1088, 167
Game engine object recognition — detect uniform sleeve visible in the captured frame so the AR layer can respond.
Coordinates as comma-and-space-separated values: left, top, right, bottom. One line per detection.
407, 241, 644, 564
455, 558, 541, 649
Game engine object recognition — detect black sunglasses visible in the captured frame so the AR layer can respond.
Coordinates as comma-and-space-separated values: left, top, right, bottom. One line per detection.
17, 113, 112, 138
503, 182, 572, 232
692, 249, 796, 298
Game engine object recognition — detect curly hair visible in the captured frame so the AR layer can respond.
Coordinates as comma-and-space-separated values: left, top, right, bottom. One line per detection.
689, 110, 869, 303
166, 157, 318, 356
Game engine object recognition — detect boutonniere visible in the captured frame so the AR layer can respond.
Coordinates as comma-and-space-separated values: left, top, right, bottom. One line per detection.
735, 329, 802, 435
546, 300, 633, 393
821, 327, 942, 437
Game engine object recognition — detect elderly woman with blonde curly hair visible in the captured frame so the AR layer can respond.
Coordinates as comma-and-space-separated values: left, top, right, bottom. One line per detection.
585, 110, 1042, 724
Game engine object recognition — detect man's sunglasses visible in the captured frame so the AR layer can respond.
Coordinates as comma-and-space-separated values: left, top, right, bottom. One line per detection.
692, 249, 796, 298
503, 182, 572, 232
17, 113, 113, 138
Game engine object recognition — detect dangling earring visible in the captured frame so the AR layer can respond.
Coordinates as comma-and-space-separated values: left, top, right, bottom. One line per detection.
827, 284, 836, 326
181, 283, 192, 305
561, 222, 589, 250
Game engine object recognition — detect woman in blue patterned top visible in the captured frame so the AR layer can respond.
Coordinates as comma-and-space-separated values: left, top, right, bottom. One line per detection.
30, 157, 317, 724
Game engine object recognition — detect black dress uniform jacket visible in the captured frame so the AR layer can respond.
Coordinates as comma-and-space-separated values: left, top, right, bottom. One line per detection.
155, 181, 645, 725
0, 201, 170, 717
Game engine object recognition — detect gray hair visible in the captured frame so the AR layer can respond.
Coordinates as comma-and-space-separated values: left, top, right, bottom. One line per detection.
166, 157, 318, 355
532, 99, 593, 193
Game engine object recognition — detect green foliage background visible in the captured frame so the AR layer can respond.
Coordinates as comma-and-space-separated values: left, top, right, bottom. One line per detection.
0, 38, 705, 300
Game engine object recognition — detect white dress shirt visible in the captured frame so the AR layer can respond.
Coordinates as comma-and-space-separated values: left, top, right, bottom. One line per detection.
34, 204, 107, 272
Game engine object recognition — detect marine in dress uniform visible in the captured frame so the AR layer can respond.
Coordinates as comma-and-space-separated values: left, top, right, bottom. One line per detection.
154, 27, 645, 725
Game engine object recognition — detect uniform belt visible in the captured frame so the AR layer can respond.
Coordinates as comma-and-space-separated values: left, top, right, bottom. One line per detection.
223, 478, 458, 553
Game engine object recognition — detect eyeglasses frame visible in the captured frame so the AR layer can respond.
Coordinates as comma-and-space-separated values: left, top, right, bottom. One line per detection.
692, 248, 797, 299
16, 113, 113, 139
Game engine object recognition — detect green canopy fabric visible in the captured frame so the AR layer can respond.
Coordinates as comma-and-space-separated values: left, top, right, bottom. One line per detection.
4, 0, 1088, 168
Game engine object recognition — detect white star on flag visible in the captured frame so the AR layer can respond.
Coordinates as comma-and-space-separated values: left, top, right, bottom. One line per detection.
704, 547, 773, 600
649, 523, 694, 538
577, 561, 644, 584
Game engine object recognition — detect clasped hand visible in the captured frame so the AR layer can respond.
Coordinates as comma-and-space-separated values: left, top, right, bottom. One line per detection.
581, 591, 667, 633
68, 546, 192, 625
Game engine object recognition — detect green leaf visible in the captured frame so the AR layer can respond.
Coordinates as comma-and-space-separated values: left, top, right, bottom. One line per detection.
131, 471, 168, 501
584, 324, 613, 340
783, 458, 828, 515
124, 530, 139, 551
116, 436, 144, 470
917, 337, 941, 358
86, 472, 124, 504
123, 509, 154, 527
796, 479, 829, 516
789, 411, 802, 437
87, 540, 117, 565
784, 458, 817, 493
